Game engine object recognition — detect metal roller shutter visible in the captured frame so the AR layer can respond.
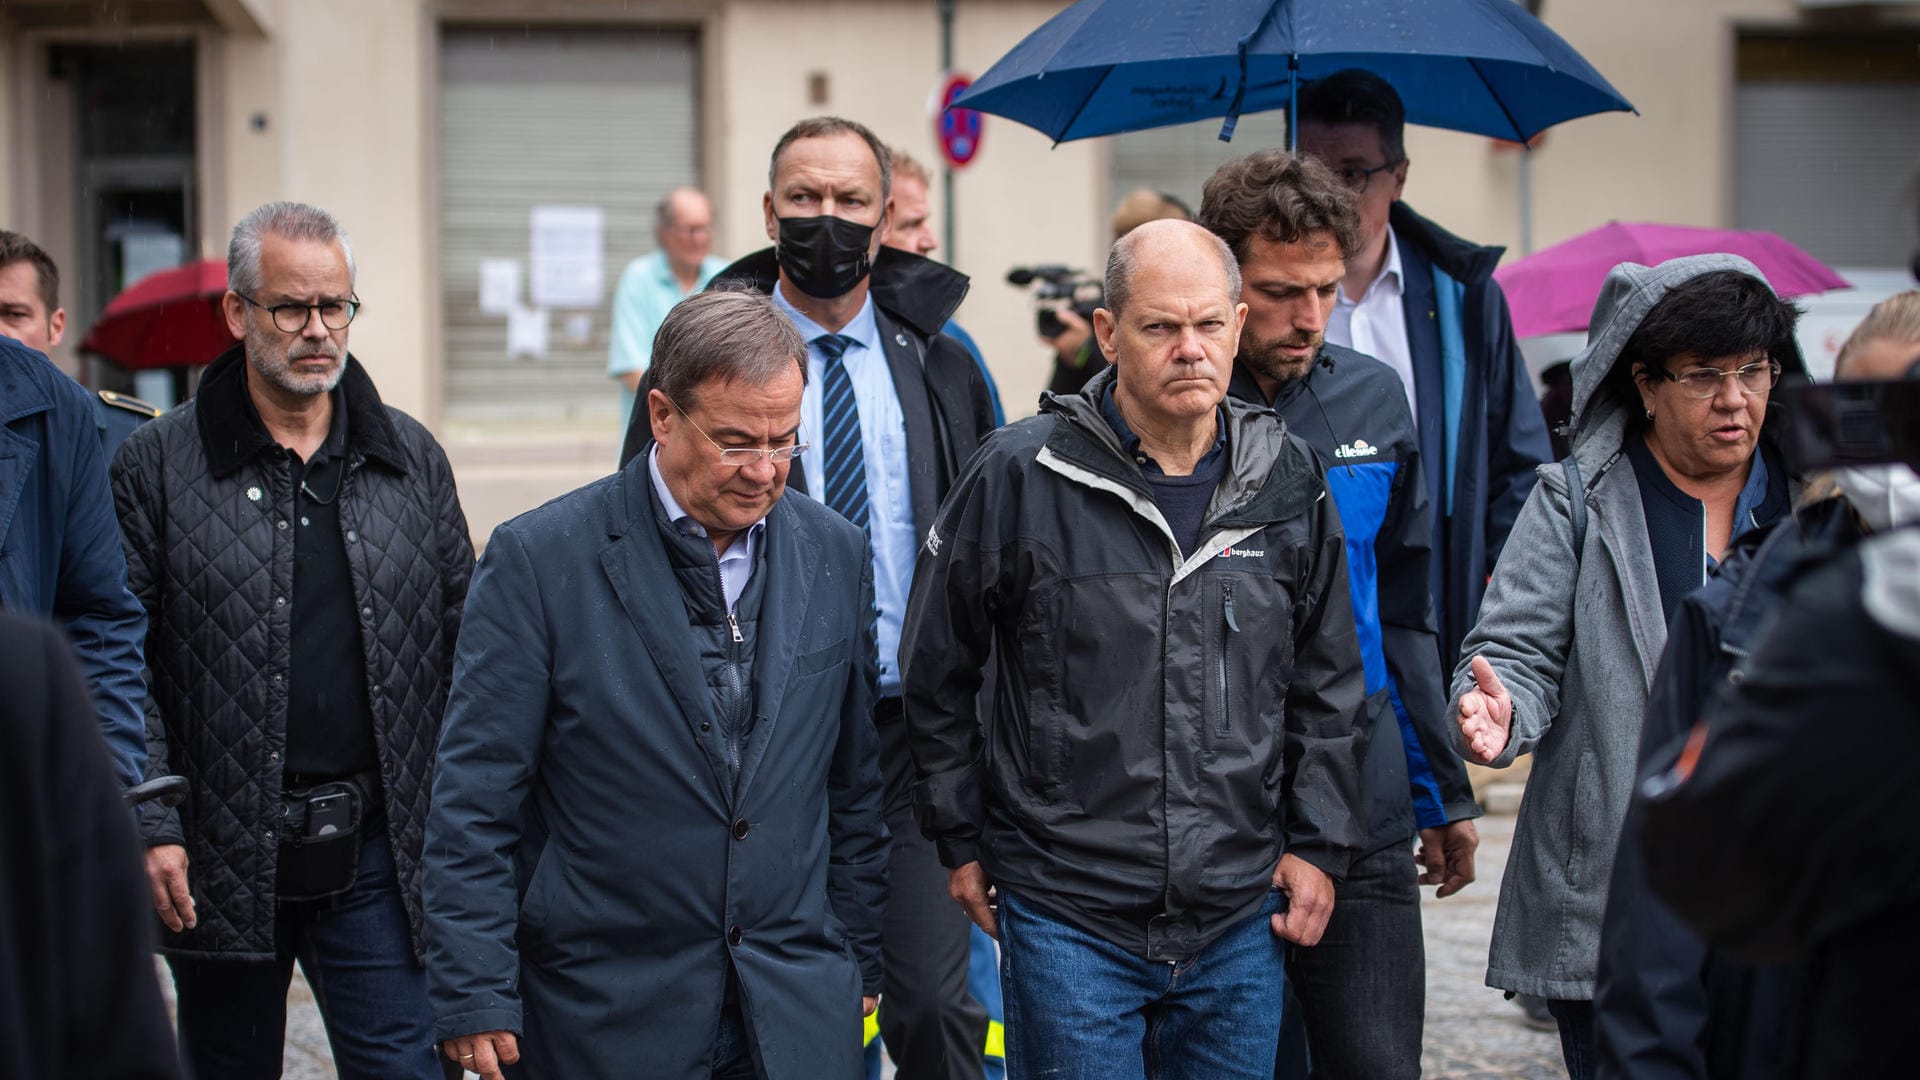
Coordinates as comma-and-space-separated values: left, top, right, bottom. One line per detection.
1108, 111, 1294, 217
439, 27, 699, 424
1734, 81, 1920, 268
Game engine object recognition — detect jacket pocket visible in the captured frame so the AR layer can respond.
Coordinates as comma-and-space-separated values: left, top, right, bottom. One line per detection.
793, 637, 847, 679
519, 844, 565, 937
1215, 578, 1240, 739
1018, 587, 1068, 797
1562, 742, 1599, 892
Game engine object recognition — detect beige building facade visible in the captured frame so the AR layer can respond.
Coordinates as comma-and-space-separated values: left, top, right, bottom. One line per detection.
4, 0, 1916, 539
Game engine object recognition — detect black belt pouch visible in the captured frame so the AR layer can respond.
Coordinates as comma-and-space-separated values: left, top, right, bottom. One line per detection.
277, 773, 371, 901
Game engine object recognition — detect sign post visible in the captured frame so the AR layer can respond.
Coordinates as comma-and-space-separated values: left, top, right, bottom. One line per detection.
934, 69, 982, 261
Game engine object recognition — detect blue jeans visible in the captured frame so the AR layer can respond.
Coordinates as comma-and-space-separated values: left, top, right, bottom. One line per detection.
998, 889, 1286, 1080
168, 832, 442, 1080
712, 1000, 760, 1079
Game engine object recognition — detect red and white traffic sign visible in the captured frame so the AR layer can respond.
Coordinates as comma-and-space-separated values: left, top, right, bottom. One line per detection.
935, 72, 983, 169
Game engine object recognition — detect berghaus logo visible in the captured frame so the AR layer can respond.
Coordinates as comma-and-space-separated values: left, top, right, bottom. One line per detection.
1218, 546, 1265, 558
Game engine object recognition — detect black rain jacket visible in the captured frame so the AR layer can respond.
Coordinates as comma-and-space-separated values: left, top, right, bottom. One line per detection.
902, 366, 1366, 962
1596, 499, 1862, 1079
1640, 521, 1920, 1079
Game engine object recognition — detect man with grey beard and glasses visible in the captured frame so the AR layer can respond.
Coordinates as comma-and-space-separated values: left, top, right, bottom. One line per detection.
112, 202, 473, 1079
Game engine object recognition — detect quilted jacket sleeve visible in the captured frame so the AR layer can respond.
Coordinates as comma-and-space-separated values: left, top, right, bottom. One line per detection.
109, 430, 184, 847
424, 438, 475, 691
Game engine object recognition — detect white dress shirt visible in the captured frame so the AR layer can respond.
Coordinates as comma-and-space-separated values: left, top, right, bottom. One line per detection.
1326, 224, 1418, 422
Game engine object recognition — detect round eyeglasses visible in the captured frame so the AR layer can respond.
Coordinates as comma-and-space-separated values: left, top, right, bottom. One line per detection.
235, 292, 361, 334
1332, 160, 1401, 193
1656, 360, 1781, 400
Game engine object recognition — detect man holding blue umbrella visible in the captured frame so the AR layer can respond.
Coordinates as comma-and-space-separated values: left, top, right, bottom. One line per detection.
1293, 69, 1553, 675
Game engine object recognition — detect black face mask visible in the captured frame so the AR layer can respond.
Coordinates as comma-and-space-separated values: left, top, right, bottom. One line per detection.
775, 213, 876, 299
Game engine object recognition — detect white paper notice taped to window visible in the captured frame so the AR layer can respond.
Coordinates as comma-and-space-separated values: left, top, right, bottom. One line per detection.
529, 205, 604, 309
507, 303, 549, 360
478, 258, 520, 316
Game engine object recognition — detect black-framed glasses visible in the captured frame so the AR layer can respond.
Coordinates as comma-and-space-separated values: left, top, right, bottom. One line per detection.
1331, 160, 1402, 193
1656, 360, 1781, 400
235, 292, 360, 334
665, 395, 808, 467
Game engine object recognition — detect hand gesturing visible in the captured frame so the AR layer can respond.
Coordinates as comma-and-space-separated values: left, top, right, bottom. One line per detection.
1457, 655, 1513, 765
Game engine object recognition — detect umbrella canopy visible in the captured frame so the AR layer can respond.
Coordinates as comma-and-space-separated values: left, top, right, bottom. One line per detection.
952, 0, 1633, 145
1495, 222, 1852, 337
80, 258, 236, 370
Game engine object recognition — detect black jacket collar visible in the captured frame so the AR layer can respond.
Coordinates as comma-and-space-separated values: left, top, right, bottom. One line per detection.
1041, 365, 1322, 529
1390, 201, 1504, 287
709, 245, 970, 338
194, 345, 408, 479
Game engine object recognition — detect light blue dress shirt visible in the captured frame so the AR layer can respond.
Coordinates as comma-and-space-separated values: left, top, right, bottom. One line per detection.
771, 282, 915, 694
649, 444, 763, 612
609, 250, 729, 420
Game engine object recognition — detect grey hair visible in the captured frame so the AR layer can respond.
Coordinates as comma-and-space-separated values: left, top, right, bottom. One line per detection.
650, 287, 809, 410
227, 202, 355, 294
1103, 224, 1242, 319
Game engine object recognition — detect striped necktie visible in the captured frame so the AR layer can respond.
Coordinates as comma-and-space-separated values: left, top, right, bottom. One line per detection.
813, 333, 870, 532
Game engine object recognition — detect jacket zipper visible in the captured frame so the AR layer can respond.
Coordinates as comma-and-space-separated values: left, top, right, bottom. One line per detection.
714, 554, 745, 778
1217, 580, 1237, 738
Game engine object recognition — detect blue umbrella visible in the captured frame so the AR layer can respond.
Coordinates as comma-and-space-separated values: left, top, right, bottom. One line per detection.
951, 0, 1634, 146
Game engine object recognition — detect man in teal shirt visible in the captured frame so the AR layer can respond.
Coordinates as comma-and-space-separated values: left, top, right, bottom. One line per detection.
608, 187, 728, 422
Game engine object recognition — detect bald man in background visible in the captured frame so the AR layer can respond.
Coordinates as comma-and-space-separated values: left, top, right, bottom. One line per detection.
609, 187, 729, 422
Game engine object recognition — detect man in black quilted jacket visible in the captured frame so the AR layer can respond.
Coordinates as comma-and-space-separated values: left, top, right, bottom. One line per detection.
110, 201, 473, 1079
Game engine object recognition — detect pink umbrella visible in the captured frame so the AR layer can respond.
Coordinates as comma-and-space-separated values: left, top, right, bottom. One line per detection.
1494, 222, 1851, 338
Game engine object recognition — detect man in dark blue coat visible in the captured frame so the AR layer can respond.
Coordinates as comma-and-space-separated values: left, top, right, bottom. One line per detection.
1203, 149, 1482, 1079
1295, 71, 1553, 669
426, 288, 889, 1080
0, 293, 147, 789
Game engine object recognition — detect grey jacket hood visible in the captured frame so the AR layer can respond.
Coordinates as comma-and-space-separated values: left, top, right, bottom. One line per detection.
1567, 254, 1786, 465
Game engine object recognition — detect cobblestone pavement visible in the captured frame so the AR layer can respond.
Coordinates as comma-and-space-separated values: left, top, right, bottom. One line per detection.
1418, 807, 1569, 1078
162, 806, 1564, 1078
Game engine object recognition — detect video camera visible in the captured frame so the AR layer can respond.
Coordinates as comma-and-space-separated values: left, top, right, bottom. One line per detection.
1007, 265, 1105, 339
1782, 375, 1920, 472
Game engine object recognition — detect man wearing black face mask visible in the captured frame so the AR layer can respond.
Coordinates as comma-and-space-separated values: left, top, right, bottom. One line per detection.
617, 115, 997, 1079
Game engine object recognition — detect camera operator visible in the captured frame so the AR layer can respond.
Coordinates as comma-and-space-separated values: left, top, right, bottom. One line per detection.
1637, 302, 1920, 1078
1030, 189, 1191, 396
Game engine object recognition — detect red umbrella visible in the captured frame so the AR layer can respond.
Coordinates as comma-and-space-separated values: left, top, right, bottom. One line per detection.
80, 258, 236, 369
1494, 222, 1851, 338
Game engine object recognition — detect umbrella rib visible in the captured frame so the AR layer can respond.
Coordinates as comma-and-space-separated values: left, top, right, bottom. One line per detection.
1060, 63, 1120, 141
1467, 57, 1528, 143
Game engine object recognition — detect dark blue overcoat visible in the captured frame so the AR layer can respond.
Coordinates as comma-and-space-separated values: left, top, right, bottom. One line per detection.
424, 457, 888, 1078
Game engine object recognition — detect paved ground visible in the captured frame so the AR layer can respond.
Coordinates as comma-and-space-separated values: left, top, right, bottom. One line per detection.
1417, 807, 1569, 1079
161, 804, 1565, 1078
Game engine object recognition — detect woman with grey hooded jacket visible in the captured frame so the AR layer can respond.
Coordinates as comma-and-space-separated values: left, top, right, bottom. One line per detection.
1447, 254, 1802, 1080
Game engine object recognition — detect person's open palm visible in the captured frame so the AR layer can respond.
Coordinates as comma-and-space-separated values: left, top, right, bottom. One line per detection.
1457, 655, 1513, 765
